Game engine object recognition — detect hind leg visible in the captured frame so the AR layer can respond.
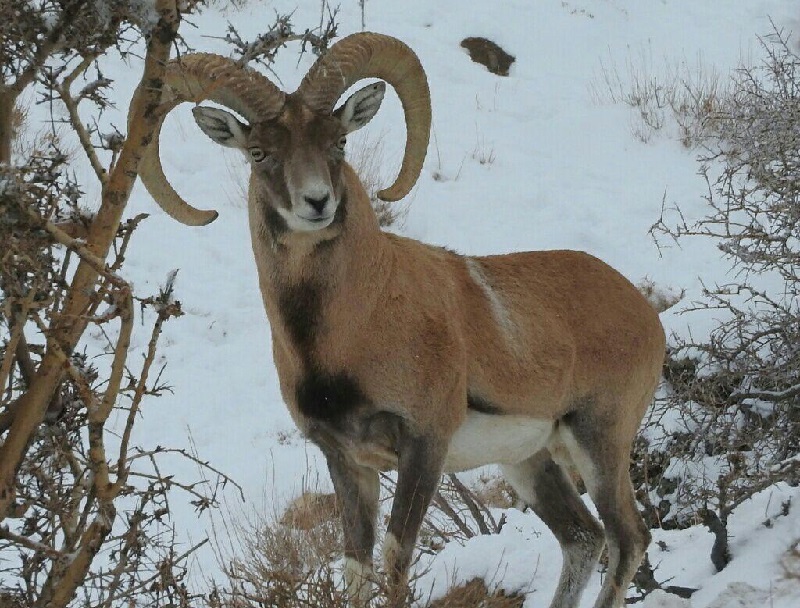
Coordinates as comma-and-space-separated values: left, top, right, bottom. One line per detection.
501, 450, 605, 608
558, 416, 651, 608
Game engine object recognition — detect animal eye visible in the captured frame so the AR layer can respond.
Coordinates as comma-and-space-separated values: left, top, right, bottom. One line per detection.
335, 136, 347, 151
249, 147, 266, 162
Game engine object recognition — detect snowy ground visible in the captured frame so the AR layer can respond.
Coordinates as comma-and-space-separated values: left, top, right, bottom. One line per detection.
39, 0, 800, 605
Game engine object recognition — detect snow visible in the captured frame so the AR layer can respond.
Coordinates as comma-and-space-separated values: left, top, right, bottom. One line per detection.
416, 483, 800, 607
645, 483, 800, 608
27, 0, 800, 605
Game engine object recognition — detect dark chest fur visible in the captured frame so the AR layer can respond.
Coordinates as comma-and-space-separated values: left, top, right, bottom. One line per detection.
276, 278, 367, 427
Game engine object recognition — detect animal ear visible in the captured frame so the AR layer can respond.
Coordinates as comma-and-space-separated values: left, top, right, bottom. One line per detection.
334, 81, 386, 134
192, 106, 251, 149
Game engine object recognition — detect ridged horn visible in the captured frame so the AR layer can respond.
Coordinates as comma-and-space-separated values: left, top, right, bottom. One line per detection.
296, 33, 431, 202
138, 53, 286, 226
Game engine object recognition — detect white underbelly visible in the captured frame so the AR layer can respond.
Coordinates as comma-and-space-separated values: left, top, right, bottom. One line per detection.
444, 411, 555, 472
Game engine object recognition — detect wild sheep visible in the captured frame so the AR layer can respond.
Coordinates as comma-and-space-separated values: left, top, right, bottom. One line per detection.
137, 32, 665, 608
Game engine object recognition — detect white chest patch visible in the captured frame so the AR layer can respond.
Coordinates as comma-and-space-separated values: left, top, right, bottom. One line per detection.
444, 411, 555, 472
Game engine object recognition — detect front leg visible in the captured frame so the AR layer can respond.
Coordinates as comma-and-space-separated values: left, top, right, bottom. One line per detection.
324, 449, 380, 606
383, 431, 447, 606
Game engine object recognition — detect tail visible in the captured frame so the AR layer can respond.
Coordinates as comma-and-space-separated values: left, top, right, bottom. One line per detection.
636, 278, 683, 313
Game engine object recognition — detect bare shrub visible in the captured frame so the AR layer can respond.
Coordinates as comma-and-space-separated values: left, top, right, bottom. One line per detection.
235, 506, 340, 579
639, 25, 800, 571
402, 473, 506, 556
209, 470, 512, 607
229, 472, 504, 604
207, 493, 368, 608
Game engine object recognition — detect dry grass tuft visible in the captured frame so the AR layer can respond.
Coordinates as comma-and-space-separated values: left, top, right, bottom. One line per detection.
236, 508, 340, 579
470, 133, 496, 167
348, 133, 408, 228
591, 50, 726, 147
280, 491, 339, 531
781, 539, 800, 581
10, 102, 27, 152
472, 473, 518, 510
208, 509, 345, 607
428, 577, 525, 608
208, 479, 523, 608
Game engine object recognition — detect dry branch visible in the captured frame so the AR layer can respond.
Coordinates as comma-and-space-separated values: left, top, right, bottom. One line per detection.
0, 0, 180, 521
56, 55, 109, 184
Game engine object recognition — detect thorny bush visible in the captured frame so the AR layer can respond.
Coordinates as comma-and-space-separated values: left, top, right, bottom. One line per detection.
0, 1, 344, 605
640, 25, 800, 572
0, 2, 234, 607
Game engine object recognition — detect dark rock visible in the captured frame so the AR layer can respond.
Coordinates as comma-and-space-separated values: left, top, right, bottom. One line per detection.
460, 37, 515, 76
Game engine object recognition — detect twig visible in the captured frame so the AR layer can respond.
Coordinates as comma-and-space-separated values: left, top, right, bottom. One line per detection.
115, 537, 209, 600
0, 291, 35, 398
98, 493, 153, 607
0, 525, 66, 559
432, 490, 473, 539
56, 55, 109, 184
9, 0, 84, 95
40, 507, 117, 607
447, 473, 497, 535
126, 446, 245, 502
85, 287, 133, 501
729, 383, 800, 404
14, 333, 37, 388
110, 213, 149, 272
18, 201, 124, 288
111, 295, 172, 497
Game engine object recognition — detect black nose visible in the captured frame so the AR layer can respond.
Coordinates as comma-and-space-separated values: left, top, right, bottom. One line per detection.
304, 193, 330, 213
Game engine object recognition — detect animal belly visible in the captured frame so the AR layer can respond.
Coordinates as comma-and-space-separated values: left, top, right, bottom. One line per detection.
444, 412, 555, 472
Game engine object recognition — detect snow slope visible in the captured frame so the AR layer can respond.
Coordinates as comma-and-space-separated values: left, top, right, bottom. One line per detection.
47, 0, 800, 605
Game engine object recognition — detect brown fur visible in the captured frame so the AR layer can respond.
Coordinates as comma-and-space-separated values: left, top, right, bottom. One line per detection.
249, 162, 664, 440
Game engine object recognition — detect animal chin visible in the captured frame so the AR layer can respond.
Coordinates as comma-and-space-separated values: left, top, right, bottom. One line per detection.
276, 207, 334, 232
293, 214, 334, 231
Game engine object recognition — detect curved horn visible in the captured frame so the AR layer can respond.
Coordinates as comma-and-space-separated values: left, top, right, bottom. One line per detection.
296, 33, 431, 202
138, 53, 286, 226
